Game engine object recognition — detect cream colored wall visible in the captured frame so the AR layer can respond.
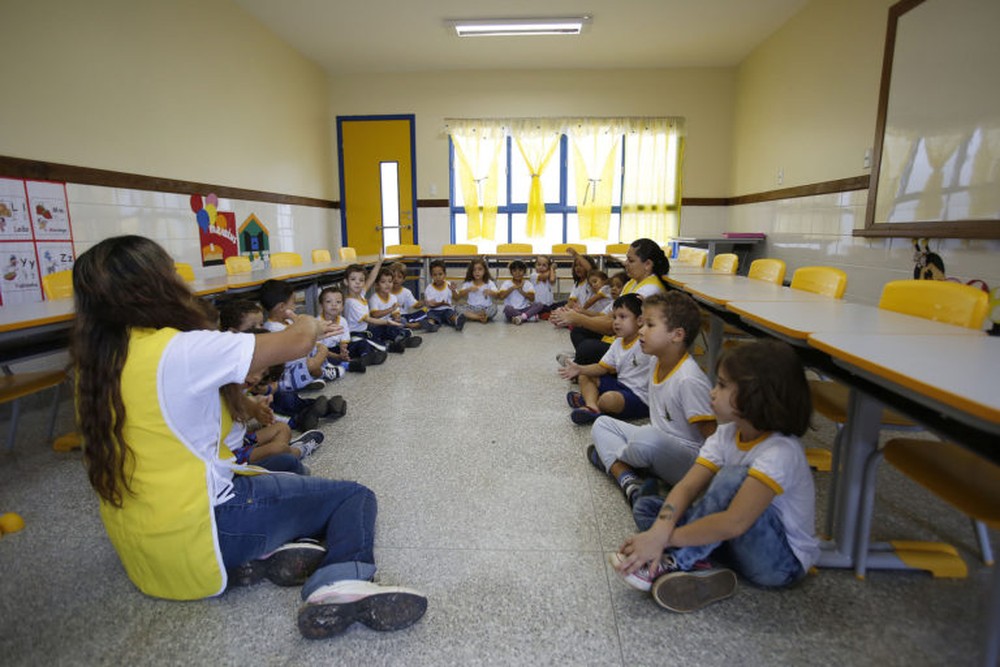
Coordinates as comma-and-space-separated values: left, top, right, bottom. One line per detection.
731, 0, 895, 195
0, 0, 333, 200
328, 68, 737, 200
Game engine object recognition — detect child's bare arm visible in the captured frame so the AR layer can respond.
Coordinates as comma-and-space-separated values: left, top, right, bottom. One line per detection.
557, 359, 609, 381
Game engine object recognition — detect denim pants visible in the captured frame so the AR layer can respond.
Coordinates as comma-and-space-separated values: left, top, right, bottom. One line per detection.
632, 465, 805, 588
215, 473, 378, 595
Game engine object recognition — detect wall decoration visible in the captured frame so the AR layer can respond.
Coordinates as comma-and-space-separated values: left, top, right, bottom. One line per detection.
238, 213, 270, 261
191, 193, 238, 266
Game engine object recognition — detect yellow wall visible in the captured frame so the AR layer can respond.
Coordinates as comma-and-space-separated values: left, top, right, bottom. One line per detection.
731, 0, 895, 195
328, 68, 737, 199
0, 0, 333, 199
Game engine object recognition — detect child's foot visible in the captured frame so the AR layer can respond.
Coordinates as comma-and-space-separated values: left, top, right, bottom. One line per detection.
388, 340, 406, 353
347, 359, 366, 373
325, 395, 347, 420
556, 352, 575, 367
303, 379, 326, 391
295, 396, 328, 431
291, 430, 324, 458
566, 391, 586, 408
421, 320, 440, 333
453, 313, 466, 331
512, 315, 523, 325
230, 538, 326, 588
608, 552, 681, 592
651, 568, 738, 613
404, 335, 422, 348
297, 580, 428, 640
570, 407, 600, 424
586, 444, 605, 473
322, 364, 344, 381
363, 350, 389, 366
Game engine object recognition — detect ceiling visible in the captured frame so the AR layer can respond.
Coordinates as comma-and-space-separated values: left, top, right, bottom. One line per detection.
232, 0, 809, 74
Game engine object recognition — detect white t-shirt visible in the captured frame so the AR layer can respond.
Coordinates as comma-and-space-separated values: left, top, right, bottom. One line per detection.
696, 422, 820, 572
424, 282, 453, 311
647, 353, 715, 449
530, 271, 555, 306
369, 291, 399, 319
568, 280, 594, 306
588, 284, 612, 313
462, 280, 497, 309
344, 295, 370, 332
598, 336, 654, 403
392, 286, 420, 315
318, 315, 350, 349
500, 279, 535, 310
159, 330, 255, 506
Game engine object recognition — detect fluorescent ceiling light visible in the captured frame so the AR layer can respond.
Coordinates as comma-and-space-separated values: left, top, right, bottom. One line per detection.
450, 17, 590, 37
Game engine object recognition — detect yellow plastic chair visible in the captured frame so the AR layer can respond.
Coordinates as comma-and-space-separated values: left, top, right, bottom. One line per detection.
676, 247, 708, 267
269, 252, 303, 269
336, 247, 355, 261
605, 243, 631, 254
2, 368, 68, 451
41, 270, 73, 300
174, 262, 195, 282
385, 244, 422, 255
711, 253, 739, 275
551, 243, 586, 255
747, 258, 786, 285
312, 249, 332, 263
497, 243, 534, 254
442, 243, 478, 255
225, 255, 252, 275
790, 266, 847, 298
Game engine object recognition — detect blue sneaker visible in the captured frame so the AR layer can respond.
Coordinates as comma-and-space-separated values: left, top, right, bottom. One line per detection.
570, 407, 600, 424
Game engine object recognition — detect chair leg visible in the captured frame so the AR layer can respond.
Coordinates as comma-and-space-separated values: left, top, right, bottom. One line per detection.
853, 448, 884, 579
984, 565, 1000, 667
974, 519, 994, 566
5, 400, 21, 451
47, 381, 62, 442
824, 423, 844, 538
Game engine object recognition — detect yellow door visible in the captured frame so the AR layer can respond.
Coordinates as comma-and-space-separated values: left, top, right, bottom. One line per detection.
338, 116, 416, 255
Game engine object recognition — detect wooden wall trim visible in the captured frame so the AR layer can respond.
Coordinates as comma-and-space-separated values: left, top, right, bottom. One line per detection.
726, 175, 870, 206
0, 155, 339, 209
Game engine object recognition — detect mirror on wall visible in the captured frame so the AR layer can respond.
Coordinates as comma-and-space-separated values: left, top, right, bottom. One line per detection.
862, 0, 1000, 238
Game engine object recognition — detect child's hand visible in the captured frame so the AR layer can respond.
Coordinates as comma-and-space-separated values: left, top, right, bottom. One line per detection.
615, 530, 672, 578
250, 399, 275, 425
557, 360, 581, 380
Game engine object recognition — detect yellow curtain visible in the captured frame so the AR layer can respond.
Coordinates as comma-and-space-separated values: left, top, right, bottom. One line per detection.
569, 122, 620, 239
511, 120, 562, 238
620, 118, 685, 244
447, 121, 505, 240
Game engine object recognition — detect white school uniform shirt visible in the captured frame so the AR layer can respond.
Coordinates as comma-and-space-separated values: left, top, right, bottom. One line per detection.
500, 279, 535, 310
318, 315, 350, 349
597, 336, 654, 403
568, 280, 594, 306
424, 282, 454, 311
369, 291, 400, 319
530, 271, 555, 306
647, 353, 715, 449
588, 284, 612, 312
262, 319, 316, 390
392, 286, 420, 315
461, 280, 497, 309
344, 295, 370, 332
696, 422, 820, 572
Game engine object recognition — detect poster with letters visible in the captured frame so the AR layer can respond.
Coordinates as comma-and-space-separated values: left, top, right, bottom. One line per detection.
0, 242, 42, 306
0, 177, 33, 241
26, 180, 72, 240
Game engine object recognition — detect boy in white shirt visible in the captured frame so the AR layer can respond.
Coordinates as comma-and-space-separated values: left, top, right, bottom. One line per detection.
496, 259, 536, 324
423, 259, 466, 330
389, 261, 438, 332
343, 262, 409, 353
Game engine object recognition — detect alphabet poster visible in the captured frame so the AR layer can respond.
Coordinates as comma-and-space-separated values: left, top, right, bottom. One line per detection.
0, 178, 74, 306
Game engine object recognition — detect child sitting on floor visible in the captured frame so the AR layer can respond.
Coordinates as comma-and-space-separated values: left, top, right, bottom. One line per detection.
610, 339, 818, 614
455, 257, 498, 323
389, 261, 437, 332
559, 293, 653, 425
529, 254, 557, 318
259, 279, 344, 387
423, 259, 465, 330
343, 262, 411, 353
317, 286, 371, 373
369, 267, 422, 349
580, 269, 613, 314
497, 259, 536, 325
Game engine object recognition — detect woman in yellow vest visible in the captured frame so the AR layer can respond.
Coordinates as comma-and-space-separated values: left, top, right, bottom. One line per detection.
72, 236, 426, 640
551, 238, 669, 364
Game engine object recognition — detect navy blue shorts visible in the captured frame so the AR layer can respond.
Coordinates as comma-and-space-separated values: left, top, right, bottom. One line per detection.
598, 375, 649, 420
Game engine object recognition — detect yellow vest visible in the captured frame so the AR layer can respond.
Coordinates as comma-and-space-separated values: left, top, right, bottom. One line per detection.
98, 328, 234, 600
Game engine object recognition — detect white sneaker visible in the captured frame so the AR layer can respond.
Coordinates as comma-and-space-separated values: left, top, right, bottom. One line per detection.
608, 551, 678, 592
298, 580, 428, 639
512, 315, 523, 325
322, 364, 344, 381
290, 430, 324, 458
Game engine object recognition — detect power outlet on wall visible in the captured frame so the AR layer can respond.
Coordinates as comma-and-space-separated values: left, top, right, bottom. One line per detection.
863, 148, 872, 170
776, 167, 784, 186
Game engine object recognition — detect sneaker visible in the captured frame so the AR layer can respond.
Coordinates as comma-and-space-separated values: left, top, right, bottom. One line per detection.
421, 320, 440, 333
566, 391, 586, 409
512, 315, 524, 325
297, 580, 428, 639
404, 336, 423, 348
364, 350, 389, 366
347, 359, 366, 373
556, 352, 575, 367
454, 313, 466, 331
322, 364, 344, 381
651, 568, 738, 613
586, 444, 605, 473
230, 539, 326, 588
295, 396, 328, 432
570, 407, 600, 424
388, 340, 406, 353
527, 315, 538, 322
608, 551, 681, 592
326, 395, 347, 419
303, 379, 326, 392
290, 430, 324, 458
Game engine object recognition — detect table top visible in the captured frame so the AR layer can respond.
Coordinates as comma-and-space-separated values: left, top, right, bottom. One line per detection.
682, 275, 835, 305
664, 267, 737, 286
0, 298, 74, 333
727, 300, 988, 341
808, 331, 1000, 429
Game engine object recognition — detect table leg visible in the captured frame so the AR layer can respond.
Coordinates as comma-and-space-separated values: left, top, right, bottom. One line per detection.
706, 314, 723, 382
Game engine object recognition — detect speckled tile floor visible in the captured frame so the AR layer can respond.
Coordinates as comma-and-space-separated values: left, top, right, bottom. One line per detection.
1, 323, 995, 666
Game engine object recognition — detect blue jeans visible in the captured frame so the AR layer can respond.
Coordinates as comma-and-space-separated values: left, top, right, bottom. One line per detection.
632, 465, 805, 588
215, 473, 377, 596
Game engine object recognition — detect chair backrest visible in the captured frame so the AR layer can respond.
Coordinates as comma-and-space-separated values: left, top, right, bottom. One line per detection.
312, 249, 332, 263
551, 243, 586, 255
442, 243, 478, 255
174, 262, 195, 282
791, 266, 847, 299
605, 243, 631, 254
385, 244, 422, 255
879, 279, 989, 329
269, 252, 303, 269
677, 246, 708, 267
225, 255, 252, 275
41, 270, 73, 300
497, 243, 533, 254
335, 247, 355, 261
748, 258, 787, 285
711, 253, 739, 274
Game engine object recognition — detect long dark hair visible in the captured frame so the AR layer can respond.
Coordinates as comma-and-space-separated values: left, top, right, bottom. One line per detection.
72, 235, 244, 507
630, 238, 671, 278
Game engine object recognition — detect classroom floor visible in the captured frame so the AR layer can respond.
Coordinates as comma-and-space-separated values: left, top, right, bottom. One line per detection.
0, 322, 994, 666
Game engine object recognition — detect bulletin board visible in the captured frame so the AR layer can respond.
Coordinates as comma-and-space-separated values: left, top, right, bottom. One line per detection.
0, 177, 75, 306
